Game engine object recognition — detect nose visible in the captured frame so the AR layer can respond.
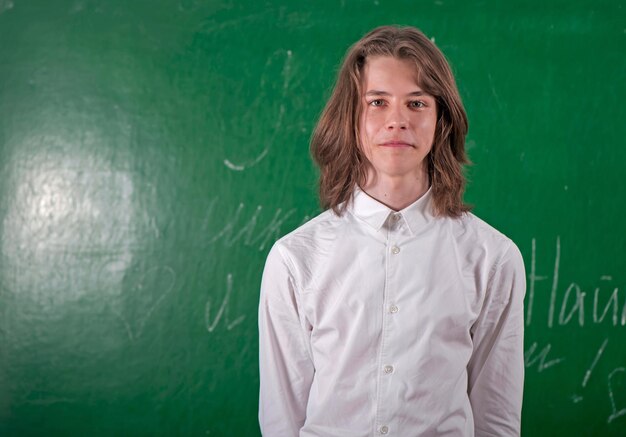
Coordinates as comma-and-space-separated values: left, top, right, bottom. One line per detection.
385, 105, 408, 130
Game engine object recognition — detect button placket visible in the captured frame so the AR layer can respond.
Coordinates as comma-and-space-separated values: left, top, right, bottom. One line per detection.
377, 212, 401, 435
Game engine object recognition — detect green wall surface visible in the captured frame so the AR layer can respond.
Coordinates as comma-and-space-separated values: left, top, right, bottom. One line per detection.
1, 0, 625, 435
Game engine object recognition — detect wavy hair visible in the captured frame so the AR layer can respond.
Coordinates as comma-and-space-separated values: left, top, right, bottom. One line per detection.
310, 25, 471, 217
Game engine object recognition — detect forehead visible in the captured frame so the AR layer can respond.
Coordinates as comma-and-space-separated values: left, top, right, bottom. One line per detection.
361, 55, 421, 88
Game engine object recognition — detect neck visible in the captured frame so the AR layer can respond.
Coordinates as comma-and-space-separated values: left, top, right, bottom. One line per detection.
361, 170, 430, 211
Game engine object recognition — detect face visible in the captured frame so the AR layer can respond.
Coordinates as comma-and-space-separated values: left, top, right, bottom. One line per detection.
359, 56, 438, 184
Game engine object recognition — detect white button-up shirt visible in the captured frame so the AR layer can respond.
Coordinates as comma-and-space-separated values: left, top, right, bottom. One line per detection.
258, 188, 525, 437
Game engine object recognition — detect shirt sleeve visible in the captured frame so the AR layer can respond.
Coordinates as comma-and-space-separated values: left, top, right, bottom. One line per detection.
258, 242, 315, 437
467, 241, 526, 437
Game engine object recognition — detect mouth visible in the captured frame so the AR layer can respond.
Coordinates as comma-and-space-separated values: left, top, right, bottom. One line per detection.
380, 141, 413, 148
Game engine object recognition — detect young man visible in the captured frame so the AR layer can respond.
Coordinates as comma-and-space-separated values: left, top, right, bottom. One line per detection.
258, 25, 525, 437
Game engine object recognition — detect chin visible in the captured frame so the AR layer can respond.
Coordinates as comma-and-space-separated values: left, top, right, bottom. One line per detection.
377, 166, 419, 178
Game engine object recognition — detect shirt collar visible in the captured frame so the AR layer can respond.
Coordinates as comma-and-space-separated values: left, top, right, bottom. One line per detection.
349, 186, 435, 235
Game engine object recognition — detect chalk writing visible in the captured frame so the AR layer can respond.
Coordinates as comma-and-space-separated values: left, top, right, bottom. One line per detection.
583, 339, 609, 388
547, 236, 561, 328
205, 273, 245, 332
608, 367, 626, 424
224, 49, 293, 171
526, 237, 625, 328
487, 72, 505, 111
524, 341, 565, 372
572, 339, 609, 403
594, 285, 620, 325
201, 198, 299, 251
526, 335, 625, 427
112, 266, 176, 341
224, 149, 269, 172
559, 282, 585, 326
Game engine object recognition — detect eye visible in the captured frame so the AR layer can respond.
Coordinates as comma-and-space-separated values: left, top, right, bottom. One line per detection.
369, 99, 385, 107
408, 100, 426, 109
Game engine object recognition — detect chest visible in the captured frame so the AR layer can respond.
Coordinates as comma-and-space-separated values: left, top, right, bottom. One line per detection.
298, 228, 490, 339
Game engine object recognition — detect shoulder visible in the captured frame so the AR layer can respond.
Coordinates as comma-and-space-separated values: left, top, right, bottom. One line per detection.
462, 216, 526, 308
442, 211, 525, 275
443, 213, 526, 307
266, 208, 344, 271
455, 211, 518, 251
260, 212, 341, 304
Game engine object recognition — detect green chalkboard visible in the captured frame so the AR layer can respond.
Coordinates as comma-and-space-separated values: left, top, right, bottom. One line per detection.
0, 0, 624, 435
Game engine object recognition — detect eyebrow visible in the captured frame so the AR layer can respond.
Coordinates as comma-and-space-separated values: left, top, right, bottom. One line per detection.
364, 90, 430, 97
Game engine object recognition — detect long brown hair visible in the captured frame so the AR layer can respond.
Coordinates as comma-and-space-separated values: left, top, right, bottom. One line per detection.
310, 25, 471, 217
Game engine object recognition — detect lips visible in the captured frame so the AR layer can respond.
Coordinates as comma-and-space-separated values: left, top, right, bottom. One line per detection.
380, 140, 413, 148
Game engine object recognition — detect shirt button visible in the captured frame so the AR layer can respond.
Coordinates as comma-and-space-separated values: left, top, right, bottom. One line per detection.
380, 425, 389, 434
392, 213, 401, 222
383, 365, 394, 374
389, 305, 399, 314
391, 246, 400, 254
